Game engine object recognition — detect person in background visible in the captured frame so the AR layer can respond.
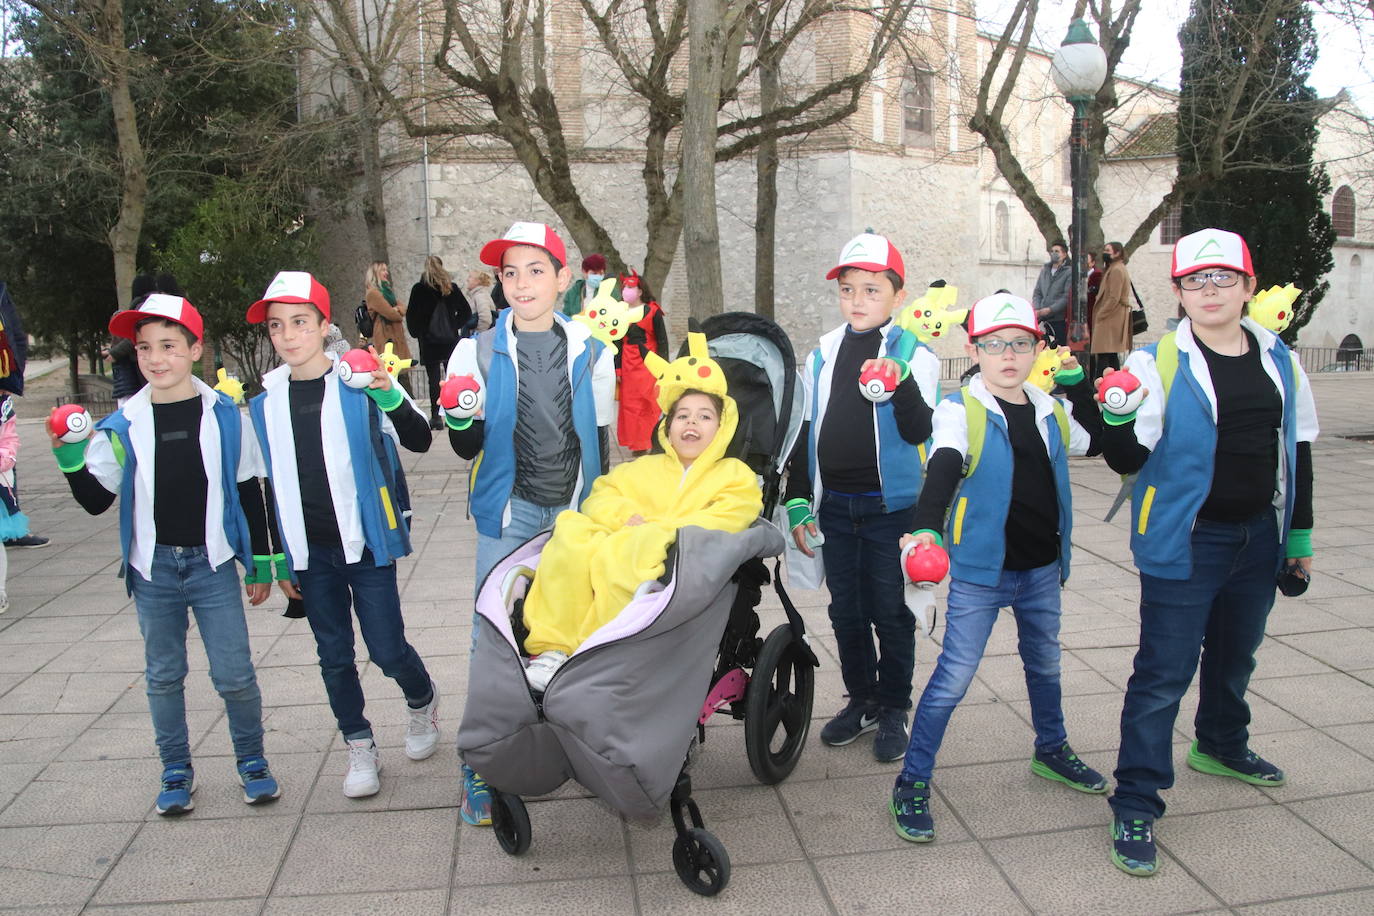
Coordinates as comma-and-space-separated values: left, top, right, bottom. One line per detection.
1091, 242, 1133, 376
465, 270, 496, 334
364, 262, 414, 396
562, 253, 607, 317
1031, 240, 1072, 345
407, 256, 472, 430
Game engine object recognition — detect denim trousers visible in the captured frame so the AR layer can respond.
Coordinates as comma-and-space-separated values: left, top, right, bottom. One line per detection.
130, 545, 264, 767
899, 562, 1067, 782
296, 543, 433, 741
817, 491, 916, 711
1110, 512, 1280, 820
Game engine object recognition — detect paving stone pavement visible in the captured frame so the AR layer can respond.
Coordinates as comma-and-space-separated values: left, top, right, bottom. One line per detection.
2, 375, 1373, 914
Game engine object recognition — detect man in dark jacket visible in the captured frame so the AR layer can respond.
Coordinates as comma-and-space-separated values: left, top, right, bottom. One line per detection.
1031, 240, 1072, 346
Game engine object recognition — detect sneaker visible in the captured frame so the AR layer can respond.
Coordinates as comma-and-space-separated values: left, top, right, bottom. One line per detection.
1110, 815, 1158, 877
1031, 742, 1108, 793
1187, 740, 1286, 786
461, 764, 492, 826
155, 764, 195, 816
343, 738, 381, 798
889, 779, 935, 842
819, 697, 879, 747
4, 535, 49, 549
525, 650, 568, 693
404, 684, 441, 760
873, 707, 910, 762
236, 756, 282, 805
429, 414, 444, 431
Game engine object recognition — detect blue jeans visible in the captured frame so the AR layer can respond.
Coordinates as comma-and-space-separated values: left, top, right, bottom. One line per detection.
130, 545, 264, 768
817, 491, 916, 710
1110, 512, 1279, 820
899, 562, 1067, 782
296, 544, 433, 741
474, 497, 563, 595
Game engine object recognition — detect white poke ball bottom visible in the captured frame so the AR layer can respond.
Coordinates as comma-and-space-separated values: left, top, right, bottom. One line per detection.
454, 389, 480, 413
1101, 385, 1144, 414
337, 362, 374, 389
59, 412, 91, 443
860, 379, 894, 404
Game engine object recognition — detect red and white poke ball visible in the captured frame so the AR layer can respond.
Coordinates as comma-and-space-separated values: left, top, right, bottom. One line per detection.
337, 349, 380, 389
439, 373, 484, 420
49, 404, 92, 443
903, 542, 950, 586
1096, 367, 1145, 415
859, 364, 898, 403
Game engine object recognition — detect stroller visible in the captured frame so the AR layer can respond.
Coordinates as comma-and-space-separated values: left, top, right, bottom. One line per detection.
457, 312, 818, 896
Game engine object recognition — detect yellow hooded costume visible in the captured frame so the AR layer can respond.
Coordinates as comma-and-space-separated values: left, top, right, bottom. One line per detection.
521, 334, 763, 656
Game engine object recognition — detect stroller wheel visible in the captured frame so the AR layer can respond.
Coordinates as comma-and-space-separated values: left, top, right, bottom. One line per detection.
744, 624, 816, 784
490, 790, 531, 855
672, 827, 730, 896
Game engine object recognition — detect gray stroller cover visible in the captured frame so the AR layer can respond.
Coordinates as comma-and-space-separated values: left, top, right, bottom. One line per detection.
458, 519, 786, 822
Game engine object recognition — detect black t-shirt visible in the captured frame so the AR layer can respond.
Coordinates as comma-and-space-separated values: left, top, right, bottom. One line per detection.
152, 396, 210, 547
818, 327, 882, 493
1197, 329, 1282, 522
289, 376, 342, 546
512, 326, 579, 507
998, 397, 1061, 570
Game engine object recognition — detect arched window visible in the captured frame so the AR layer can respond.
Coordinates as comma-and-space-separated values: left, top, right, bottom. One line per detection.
1339, 333, 1364, 370
903, 68, 934, 146
1334, 185, 1356, 238
995, 201, 1009, 254
1351, 254, 1363, 300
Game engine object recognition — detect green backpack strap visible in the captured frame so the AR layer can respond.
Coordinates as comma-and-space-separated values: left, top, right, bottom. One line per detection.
961, 386, 986, 478
1155, 331, 1179, 402
1052, 401, 1070, 451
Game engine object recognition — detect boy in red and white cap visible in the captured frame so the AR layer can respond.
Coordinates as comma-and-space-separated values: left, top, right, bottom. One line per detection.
244, 270, 441, 801
48, 293, 281, 816
887, 292, 1109, 844
443, 222, 615, 825
782, 231, 938, 763
1096, 228, 1318, 877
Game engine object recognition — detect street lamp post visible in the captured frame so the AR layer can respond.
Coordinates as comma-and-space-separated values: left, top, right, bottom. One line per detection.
1050, 19, 1108, 352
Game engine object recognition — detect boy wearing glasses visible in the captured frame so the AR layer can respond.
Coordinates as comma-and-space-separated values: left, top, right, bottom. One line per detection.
784, 231, 938, 762
1097, 229, 1317, 877
889, 293, 1108, 843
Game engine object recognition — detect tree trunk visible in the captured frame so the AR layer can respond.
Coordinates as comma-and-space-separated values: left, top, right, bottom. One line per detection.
357, 76, 390, 263
67, 326, 79, 396
682, 0, 725, 322
753, 21, 779, 319
98, 0, 145, 310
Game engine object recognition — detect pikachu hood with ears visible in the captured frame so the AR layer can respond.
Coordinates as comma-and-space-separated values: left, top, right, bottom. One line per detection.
519, 331, 760, 657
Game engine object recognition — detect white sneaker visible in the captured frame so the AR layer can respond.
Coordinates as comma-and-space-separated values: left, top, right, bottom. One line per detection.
404, 684, 441, 761
343, 738, 381, 798
525, 651, 569, 693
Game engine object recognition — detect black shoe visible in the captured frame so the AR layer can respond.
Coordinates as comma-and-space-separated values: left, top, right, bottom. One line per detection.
4, 535, 49, 549
819, 697, 879, 746
429, 414, 444, 431
873, 707, 910, 762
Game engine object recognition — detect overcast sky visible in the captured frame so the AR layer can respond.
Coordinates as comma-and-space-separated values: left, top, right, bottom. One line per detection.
980, 0, 1373, 110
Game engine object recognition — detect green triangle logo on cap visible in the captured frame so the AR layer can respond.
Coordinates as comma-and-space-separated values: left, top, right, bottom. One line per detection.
842, 239, 870, 260
1193, 237, 1223, 260
994, 300, 1020, 320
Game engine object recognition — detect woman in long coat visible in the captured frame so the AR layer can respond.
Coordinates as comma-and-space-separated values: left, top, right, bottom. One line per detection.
1091, 242, 1133, 374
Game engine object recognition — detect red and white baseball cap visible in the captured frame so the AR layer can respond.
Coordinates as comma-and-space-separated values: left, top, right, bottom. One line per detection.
246, 271, 332, 323
1171, 228, 1254, 278
479, 221, 569, 269
967, 294, 1040, 338
109, 294, 204, 342
825, 232, 906, 281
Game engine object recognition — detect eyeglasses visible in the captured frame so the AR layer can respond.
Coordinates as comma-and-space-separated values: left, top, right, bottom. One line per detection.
974, 337, 1037, 355
1178, 271, 1239, 290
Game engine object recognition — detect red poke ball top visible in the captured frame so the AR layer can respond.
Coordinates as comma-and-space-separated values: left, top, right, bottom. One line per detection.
50, 404, 93, 443
904, 543, 950, 585
338, 349, 380, 389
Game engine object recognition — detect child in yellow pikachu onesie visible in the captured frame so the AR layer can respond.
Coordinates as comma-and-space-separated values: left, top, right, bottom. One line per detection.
519, 332, 762, 691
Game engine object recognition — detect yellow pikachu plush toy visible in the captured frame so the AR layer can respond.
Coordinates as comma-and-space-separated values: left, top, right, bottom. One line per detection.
1248, 284, 1302, 334
897, 285, 966, 343
574, 277, 645, 348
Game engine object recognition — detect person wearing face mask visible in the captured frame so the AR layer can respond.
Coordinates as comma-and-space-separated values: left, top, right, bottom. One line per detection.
1091, 242, 1134, 376
562, 253, 608, 316
1031, 240, 1072, 345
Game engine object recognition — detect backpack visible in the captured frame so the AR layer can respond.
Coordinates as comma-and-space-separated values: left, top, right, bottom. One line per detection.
960, 386, 1069, 479
426, 298, 459, 348
355, 300, 375, 339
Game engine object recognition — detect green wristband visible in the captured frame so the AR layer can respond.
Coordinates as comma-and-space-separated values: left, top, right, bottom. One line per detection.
1286, 528, 1312, 559
364, 385, 405, 412
244, 554, 273, 585
270, 553, 290, 581
1101, 408, 1138, 426
53, 439, 87, 473
444, 414, 472, 431
897, 360, 911, 383
785, 497, 814, 531
1055, 364, 1085, 385
913, 529, 944, 547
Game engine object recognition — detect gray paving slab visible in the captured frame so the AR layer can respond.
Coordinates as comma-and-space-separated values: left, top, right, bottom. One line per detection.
2, 376, 1374, 911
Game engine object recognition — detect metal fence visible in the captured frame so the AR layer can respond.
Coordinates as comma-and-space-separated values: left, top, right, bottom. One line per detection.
1293, 346, 1374, 374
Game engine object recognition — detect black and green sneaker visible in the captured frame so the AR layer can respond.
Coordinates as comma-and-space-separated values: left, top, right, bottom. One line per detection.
890, 779, 935, 843
1110, 815, 1158, 877
1031, 742, 1108, 793
1186, 741, 1286, 787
